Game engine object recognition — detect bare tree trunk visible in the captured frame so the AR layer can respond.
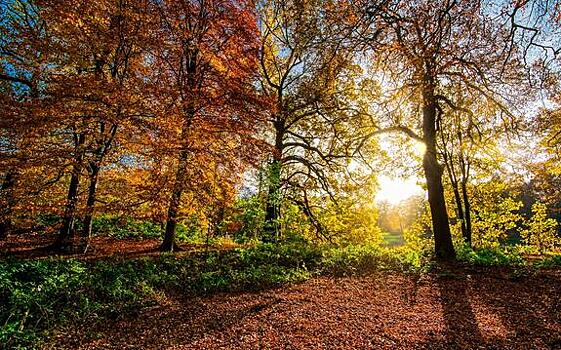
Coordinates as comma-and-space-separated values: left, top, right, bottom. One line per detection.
161, 148, 188, 252
80, 162, 99, 253
161, 47, 197, 252
80, 123, 117, 253
422, 80, 455, 261
264, 118, 284, 242
55, 133, 86, 251
461, 179, 472, 246
444, 158, 468, 241
452, 185, 468, 239
0, 170, 16, 240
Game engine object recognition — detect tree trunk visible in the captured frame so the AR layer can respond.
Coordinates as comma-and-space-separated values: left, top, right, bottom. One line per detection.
264, 118, 284, 242
444, 159, 468, 242
0, 221, 8, 241
451, 182, 468, 241
422, 81, 456, 261
461, 179, 472, 246
55, 133, 86, 251
80, 162, 100, 253
161, 149, 189, 252
0, 170, 16, 240
161, 48, 198, 252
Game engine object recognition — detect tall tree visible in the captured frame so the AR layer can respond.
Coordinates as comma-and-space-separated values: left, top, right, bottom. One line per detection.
357, 0, 531, 259
258, 0, 386, 240
40, 0, 152, 251
151, 0, 265, 251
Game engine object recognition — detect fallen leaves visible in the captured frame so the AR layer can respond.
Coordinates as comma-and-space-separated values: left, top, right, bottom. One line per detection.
48, 267, 561, 349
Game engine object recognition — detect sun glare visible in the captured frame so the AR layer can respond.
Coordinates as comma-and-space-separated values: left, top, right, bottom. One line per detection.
375, 175, 425, 205
414, 141, 427, 156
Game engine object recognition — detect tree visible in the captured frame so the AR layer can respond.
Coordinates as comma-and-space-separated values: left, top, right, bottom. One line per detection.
357, 0, 531, 260
258, 0, 385, 240
438, 88, 511, 247
151, 0, 265, 251
468, 179, 523, 249
38, 0, 153, 252
521, 201, 559, 253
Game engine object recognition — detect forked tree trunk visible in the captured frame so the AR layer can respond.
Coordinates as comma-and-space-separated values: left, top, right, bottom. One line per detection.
422, 80, 456, 261
264, 118, 284, 242
80, 162, 100, 253
55, 133, 86, 251
80, 123, 117, 253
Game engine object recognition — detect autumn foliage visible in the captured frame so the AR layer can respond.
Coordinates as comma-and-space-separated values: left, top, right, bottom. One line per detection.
1, 0, 561, 260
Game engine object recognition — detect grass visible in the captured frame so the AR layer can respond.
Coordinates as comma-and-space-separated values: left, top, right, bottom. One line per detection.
381, 231, 405, 247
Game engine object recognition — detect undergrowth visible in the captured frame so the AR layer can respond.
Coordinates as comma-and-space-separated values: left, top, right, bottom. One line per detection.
2, 242, 561, 349
456, 244, 526, 266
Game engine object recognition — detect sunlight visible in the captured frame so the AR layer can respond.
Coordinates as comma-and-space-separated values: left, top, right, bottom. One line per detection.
414, 141, 427, 157
375, 175, 425, 205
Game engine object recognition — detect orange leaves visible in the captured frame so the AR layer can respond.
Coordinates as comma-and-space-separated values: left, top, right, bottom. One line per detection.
0, 0, 264, 237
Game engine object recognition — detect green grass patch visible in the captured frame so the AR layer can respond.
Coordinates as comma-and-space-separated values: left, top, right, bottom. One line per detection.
381, 232, 405, 247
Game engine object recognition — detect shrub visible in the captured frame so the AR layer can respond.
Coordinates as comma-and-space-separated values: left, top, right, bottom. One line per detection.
520, 202, 560, 253
456, 244, 525, 266
532, 254, 561, 269
92, 216, 162, 239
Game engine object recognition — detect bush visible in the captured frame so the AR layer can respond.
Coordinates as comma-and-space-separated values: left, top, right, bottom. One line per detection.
91, 215, 213, 243
92, 216, 162, 239
456, 244, 525, 266
532, 254, 561, 269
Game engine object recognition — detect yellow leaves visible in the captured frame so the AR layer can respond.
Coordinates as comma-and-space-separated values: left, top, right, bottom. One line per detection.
520, 202, 560, 253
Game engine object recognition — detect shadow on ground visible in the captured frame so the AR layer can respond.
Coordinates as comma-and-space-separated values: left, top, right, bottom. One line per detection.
48, 267, 561, 350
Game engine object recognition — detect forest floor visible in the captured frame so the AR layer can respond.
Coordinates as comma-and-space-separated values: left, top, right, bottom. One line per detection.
47, 266, 561, 350
0, 233, 239, 260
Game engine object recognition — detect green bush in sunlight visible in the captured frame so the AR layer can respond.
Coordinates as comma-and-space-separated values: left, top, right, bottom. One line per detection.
320, 244, 382, 275
456, 244, 525, 266
320, 244, 432, 275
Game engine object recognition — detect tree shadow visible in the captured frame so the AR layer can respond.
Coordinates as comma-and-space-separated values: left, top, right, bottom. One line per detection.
474, 270, 561, 348
439, 275, 484, 346
423, 267, 561, 349
63, 290, 285, 349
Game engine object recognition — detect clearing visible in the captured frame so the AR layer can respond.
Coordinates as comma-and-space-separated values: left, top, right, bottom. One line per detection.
47, 267, 561, 350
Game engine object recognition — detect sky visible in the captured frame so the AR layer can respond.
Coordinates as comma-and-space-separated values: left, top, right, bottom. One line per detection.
375, 174, 425, 205
373, 135, 426, 205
